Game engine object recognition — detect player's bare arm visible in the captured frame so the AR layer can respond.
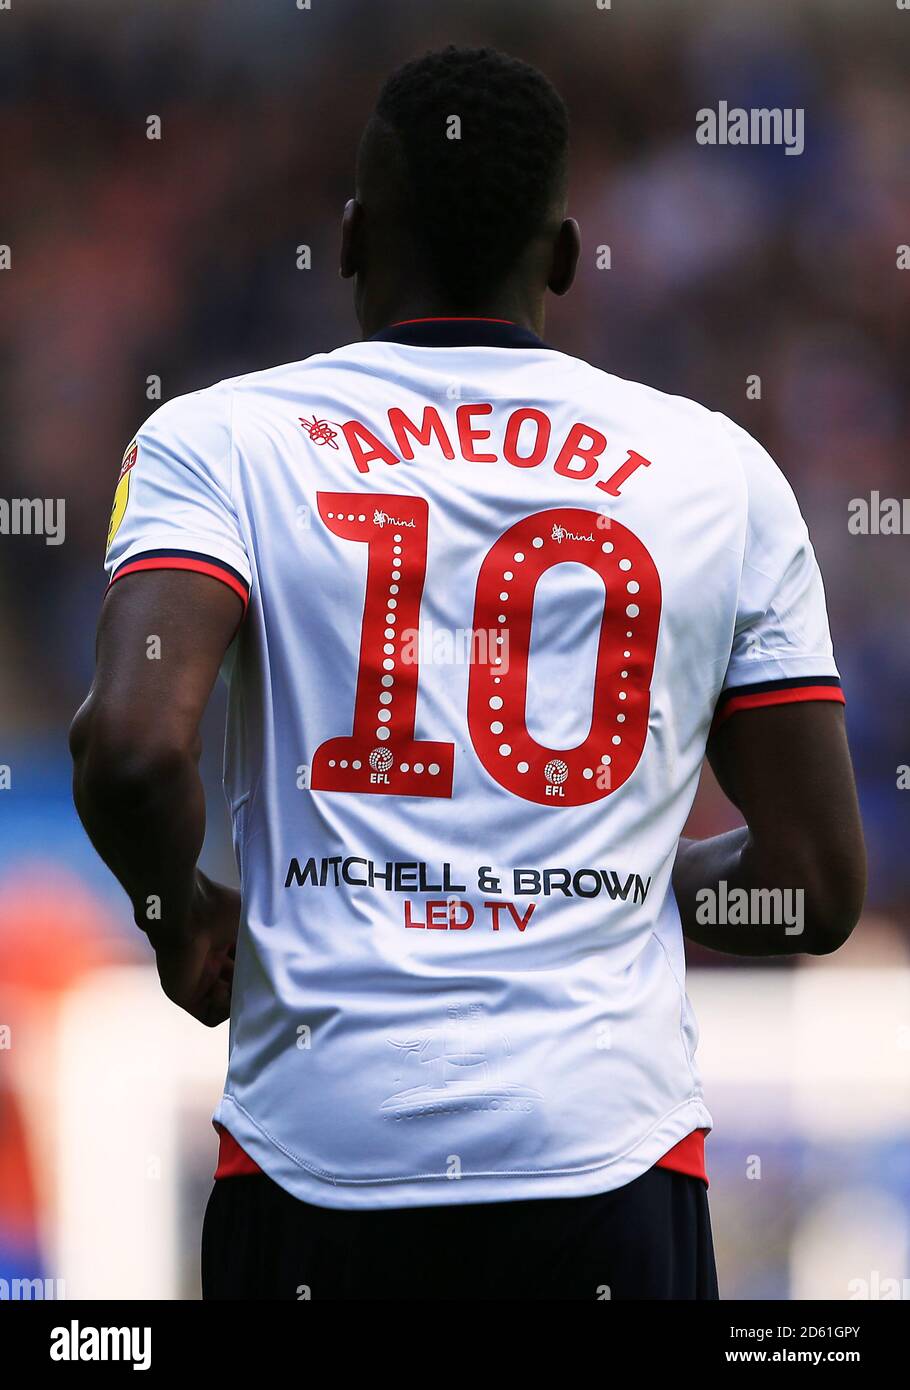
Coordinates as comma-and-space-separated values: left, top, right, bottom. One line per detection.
70, 571, 242, 1025
673, 701, 866, 956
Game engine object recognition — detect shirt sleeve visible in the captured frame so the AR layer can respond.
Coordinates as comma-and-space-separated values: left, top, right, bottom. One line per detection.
713, 414, 844, 726
104, 384, 251, 610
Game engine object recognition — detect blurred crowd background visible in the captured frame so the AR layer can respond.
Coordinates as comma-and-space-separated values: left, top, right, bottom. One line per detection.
1, 0, 909, 1299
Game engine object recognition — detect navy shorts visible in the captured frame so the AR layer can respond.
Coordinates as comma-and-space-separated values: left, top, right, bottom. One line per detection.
201, 1165, 718, 1300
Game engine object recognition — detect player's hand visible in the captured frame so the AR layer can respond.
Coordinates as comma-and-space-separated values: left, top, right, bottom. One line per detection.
153, 871, 240, 1026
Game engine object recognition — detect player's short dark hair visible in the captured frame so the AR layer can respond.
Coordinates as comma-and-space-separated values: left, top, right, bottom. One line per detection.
370, 46, 569, 306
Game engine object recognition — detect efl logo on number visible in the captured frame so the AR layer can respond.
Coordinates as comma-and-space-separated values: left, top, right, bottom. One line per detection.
369, 747, 393, 783
544, 759, 569, 798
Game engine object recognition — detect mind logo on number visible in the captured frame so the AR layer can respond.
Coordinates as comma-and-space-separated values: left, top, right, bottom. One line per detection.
373, 509, 416, 529
551, 523, 594, 545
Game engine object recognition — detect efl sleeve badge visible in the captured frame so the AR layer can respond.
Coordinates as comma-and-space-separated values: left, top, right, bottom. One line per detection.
106, 440, 138, 552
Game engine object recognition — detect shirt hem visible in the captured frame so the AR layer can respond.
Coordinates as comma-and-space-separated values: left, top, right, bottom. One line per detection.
213, 1093, 713, 1211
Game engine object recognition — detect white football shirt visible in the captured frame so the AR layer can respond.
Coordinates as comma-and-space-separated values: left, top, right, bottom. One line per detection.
105, 318, 843, 1208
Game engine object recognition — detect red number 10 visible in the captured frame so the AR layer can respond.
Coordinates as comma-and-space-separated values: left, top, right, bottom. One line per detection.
311, 492, 660, 807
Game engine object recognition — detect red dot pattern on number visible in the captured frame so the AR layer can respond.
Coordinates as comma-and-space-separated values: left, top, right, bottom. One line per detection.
311, 493, 456, 799
468, 508, 661, 806
309, 494, 660, 806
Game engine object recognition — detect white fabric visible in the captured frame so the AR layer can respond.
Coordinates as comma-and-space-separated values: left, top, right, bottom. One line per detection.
106, 338, 838, 1208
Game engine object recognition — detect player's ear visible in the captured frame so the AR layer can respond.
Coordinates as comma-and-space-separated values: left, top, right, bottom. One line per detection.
340, 197, 364, 279
548, 217, 580, 297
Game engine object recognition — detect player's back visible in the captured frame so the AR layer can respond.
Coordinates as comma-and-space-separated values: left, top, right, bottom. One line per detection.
106, 318, 841, 1207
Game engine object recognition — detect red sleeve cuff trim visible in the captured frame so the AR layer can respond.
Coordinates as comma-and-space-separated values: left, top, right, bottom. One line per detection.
714, 683, 845, 726
109, 553, 249, 609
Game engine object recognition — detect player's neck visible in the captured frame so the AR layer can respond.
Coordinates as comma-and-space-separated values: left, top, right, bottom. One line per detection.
359, 288, 546, 341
